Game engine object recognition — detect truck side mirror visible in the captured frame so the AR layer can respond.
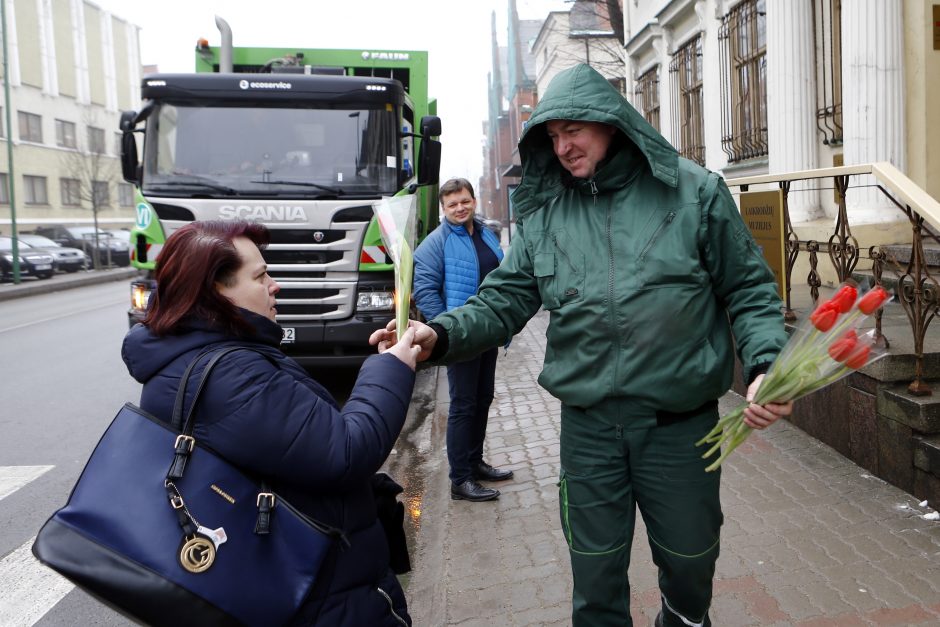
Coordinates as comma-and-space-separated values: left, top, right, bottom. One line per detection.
119, 110, 140, 185
417, 115, 441, 186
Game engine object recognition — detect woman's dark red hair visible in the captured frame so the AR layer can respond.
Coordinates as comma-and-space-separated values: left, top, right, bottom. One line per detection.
143, 220, 270, 336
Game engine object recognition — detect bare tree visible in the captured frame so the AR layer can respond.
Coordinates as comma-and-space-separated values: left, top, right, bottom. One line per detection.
60, 107, 121, 269
542, 0, 626, 87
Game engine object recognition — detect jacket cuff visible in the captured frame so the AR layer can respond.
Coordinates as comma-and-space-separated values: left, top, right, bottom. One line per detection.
746, 362, 773, 385
428, 322, 449, 361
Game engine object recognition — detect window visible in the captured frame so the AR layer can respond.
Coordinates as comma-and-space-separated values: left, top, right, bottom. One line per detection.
18, 111, 42, 143
0, 173, 8, 204
719, 0, 767, 163
634, 67, 660, 132
92, 181, 110, 206
88, 126, 106, 153
23, 175, 48, 204
55, 119, 77, 148
118, 183, 134, 207
114, 132, 123, 156
61, 178, 81, 206
814, 0, 842, 145
670, 34, 706, 165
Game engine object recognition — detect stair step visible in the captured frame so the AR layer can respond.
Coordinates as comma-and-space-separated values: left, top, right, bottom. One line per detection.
914, 435, 940, 475
880, 243, 940, 268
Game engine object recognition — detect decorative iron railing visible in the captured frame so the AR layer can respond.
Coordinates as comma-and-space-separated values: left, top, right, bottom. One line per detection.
727, 163, 940, 394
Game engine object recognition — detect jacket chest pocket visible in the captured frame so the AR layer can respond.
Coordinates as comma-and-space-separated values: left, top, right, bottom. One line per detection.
532, 231, 584, 310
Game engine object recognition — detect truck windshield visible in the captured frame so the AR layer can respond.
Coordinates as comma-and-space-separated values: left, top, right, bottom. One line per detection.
142, 103, 400, 197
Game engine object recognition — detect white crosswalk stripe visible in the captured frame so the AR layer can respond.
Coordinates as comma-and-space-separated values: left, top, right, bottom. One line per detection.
0, 466, 54, 502
0, 466, 75, 627
0, 538, 74, 627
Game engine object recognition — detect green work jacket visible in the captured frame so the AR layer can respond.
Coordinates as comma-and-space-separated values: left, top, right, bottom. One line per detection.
432, 64, 786, 411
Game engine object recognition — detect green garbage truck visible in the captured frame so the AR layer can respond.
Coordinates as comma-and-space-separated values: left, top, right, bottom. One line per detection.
120, 17, 441, 368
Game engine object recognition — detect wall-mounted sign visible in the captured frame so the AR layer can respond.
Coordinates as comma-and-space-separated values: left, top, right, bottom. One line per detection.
934, 5, 940, 50
741, 190, 786, 299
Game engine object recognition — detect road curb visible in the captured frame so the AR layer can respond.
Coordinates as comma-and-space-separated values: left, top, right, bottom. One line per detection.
0, 267, 140, 303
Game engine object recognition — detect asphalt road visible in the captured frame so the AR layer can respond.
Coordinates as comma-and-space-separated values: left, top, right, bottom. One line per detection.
0, 281, 139, 626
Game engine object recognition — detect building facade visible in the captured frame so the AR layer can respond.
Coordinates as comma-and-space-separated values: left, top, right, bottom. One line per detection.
0, 0, 142, 233
624, 0, 940, 228
481, 0, 626, 227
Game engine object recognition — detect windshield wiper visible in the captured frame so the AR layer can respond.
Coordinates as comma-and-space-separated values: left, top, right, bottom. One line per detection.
250, 179, 344, 195
150, 176, 237, 195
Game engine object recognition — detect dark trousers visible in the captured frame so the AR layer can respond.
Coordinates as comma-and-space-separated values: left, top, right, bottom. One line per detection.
445, 347, 498, 485
559, 401, 723, 627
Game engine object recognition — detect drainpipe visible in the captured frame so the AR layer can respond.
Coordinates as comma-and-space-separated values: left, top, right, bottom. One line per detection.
215, 16, 233, 73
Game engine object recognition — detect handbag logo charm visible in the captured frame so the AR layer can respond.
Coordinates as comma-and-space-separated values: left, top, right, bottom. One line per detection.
180, 535, 216, 573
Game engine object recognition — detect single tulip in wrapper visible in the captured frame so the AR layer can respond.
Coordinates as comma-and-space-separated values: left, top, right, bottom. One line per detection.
372, 194, 417, 341
696, 282, 892, 472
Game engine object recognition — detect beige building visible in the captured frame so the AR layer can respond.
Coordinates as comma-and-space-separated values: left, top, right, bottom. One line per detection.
532, 5, 626, 99
0, 0, 142, 233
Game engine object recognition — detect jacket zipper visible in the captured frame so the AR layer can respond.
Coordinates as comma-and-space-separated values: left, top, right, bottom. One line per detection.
605, 194, 618, 393
377, 587, 409, 626
638, 211, 677, 261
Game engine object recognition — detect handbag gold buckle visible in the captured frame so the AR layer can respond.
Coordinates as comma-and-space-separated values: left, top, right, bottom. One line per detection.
257, 492, 276, 508
174, 434, 195, 452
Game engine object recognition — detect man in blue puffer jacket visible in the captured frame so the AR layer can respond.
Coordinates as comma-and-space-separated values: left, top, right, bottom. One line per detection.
413, 178, 511, 502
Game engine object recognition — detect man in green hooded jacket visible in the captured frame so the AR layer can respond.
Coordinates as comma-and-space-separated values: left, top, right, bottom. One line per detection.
372, 64, 792, 626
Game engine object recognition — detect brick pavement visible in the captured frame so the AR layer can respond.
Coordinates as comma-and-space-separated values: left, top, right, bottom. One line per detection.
404, 309, 940, 626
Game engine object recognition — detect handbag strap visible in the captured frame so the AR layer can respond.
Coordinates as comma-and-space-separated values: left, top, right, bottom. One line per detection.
161, 344, 351, 544
167, 345, 276, 480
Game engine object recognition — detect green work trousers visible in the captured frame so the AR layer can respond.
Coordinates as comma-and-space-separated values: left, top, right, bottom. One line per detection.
558, 401, 723, 627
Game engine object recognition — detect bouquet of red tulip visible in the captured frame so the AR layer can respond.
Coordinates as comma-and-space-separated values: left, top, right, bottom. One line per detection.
696, 282, 892, 471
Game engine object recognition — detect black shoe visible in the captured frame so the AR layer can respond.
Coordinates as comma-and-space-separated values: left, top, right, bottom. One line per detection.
451, 479, 499, 502
473, 461, 514, 482
653, 611, 664, 627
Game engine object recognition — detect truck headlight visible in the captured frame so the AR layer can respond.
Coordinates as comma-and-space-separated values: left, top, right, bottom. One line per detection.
356, 290, 394, 312
131, 282, 152, 313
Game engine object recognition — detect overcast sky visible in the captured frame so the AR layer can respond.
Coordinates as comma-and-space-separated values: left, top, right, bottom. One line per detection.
92, 0, 571, 185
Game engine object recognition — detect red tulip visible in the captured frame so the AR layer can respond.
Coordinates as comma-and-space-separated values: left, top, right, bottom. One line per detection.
857, 286, 889, 315
828, 330, 858, 361
810, 302, 839, 331
845, 344, 872, 369
829, 285, 858, 313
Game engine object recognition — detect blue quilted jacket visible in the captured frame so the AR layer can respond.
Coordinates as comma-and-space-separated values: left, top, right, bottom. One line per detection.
413, 217, 503, 320
122, 310, 414, 626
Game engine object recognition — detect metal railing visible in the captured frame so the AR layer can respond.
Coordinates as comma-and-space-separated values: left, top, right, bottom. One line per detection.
727, 162, 940, 394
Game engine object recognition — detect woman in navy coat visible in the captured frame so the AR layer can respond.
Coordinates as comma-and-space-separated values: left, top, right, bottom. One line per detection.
122, 220, 419, 625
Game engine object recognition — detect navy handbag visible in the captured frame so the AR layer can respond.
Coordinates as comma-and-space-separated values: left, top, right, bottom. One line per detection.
32, 346, 343, 627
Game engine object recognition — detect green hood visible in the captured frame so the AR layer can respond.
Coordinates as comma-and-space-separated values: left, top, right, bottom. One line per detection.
512, 64, 679, 218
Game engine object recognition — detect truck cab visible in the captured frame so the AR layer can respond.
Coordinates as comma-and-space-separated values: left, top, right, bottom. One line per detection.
122, 65, 440, 367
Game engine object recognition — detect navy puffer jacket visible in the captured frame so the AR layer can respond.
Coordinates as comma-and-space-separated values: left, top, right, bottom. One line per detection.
122, 309, 414, 626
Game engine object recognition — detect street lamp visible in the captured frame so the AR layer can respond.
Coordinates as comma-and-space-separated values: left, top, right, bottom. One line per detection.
1, 0, 20, 283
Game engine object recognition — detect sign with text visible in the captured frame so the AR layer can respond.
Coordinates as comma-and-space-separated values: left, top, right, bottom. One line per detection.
741, 190, 786, 299
934, 5, 940, 50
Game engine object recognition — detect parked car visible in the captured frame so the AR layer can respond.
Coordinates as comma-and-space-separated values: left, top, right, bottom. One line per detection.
16, 233, 89, 272
0, 236, 55, 280
31, 225, 131, 267
482, 218, 503, 238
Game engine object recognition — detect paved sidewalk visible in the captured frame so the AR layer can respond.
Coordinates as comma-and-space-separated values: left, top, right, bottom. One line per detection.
405, 309, 940, 626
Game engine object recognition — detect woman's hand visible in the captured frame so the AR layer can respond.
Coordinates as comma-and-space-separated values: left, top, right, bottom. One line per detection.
742, 373, 794, 429
381, 326, 421, 371
370, 319, 438, 363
